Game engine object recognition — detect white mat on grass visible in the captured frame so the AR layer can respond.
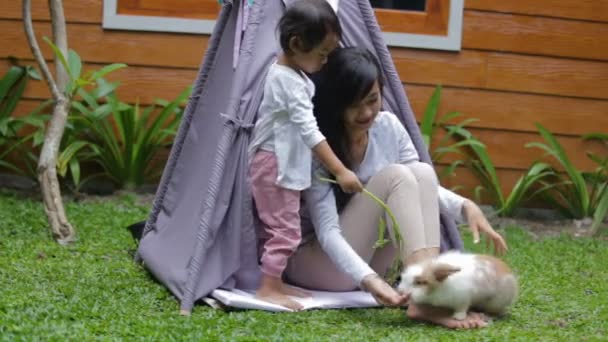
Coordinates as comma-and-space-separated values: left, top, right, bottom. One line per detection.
211, 288, 381, 312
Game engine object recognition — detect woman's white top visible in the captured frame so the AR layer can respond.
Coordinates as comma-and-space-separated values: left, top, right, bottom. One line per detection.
302, 111, 467, 284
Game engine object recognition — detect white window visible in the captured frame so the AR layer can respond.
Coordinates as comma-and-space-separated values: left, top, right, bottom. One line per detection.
103, 0, 463, 51
371, 0, 464, 51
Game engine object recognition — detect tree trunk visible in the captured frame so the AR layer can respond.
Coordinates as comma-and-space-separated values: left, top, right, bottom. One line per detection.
38, 97, 74, 244
23, 0, 76, 244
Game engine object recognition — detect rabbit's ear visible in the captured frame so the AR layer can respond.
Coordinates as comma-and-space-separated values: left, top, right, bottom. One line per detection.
432, 263, 460, 282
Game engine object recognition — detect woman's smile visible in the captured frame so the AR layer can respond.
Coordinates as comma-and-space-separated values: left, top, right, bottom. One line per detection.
355, 116, 374, 126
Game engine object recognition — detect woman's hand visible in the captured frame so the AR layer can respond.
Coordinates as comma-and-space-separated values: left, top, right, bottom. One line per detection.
361, 274, 409, 306
463, 199, 508, 255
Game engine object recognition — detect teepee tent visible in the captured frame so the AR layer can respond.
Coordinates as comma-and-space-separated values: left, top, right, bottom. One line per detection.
137, 0, 464, 313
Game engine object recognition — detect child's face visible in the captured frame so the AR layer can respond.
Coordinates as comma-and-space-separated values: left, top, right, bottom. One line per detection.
291, 33, 339, 74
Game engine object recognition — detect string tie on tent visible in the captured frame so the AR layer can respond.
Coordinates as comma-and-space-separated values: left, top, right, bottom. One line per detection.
221, 113, 254, 131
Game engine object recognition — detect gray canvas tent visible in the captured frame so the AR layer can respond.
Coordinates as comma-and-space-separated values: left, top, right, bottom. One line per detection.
137, 0, 464, 313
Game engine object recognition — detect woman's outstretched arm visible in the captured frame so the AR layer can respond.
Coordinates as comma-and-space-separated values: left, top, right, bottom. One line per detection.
438, 187, 508, 255
304, 165, 376, 285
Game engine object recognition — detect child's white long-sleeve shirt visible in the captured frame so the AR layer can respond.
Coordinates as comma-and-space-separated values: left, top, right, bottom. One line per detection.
248, 63, 325, 191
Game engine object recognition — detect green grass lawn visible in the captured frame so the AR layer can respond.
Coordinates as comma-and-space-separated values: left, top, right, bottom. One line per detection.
1, 190, 607, 341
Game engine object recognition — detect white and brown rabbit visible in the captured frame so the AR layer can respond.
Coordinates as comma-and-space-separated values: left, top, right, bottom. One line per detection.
397, 251, 518, 320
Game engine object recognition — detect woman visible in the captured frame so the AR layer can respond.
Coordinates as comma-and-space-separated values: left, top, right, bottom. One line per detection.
283, 47, 507, 329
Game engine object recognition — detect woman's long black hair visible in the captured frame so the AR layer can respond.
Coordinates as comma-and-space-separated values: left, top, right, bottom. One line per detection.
312, 47, 384, 210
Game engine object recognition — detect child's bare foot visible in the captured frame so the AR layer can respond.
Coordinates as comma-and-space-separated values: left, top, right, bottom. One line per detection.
281, 283, 311, 298
256, 275, 304, 311
256, 289, 304, 311
407, 303, 488, 329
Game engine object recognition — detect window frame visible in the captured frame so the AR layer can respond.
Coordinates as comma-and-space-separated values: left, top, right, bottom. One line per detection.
376, 0, 463, 51
102, 0, 217, 34
102, 0, 463, 51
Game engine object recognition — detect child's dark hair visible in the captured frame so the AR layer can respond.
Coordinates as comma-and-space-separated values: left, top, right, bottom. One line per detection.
278, 0, 341, 54
313, 47, 384, 211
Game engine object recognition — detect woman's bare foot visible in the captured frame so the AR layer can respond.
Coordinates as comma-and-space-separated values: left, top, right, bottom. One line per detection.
281, 283, 311, 298
256, 275, 304, 311
407, 303, 488, 329
470, 311, 492, 324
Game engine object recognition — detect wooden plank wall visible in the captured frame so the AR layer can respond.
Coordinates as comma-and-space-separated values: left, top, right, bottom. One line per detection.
1, 0, 607, 199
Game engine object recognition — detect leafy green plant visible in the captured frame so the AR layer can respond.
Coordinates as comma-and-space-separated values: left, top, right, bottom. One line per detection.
590, 187, 608, 236
453, 126, 553, 217
0, 66, 35, 137
43, 42, 190, 191
59, 81, 191, 190
44, 37, 126, 97
527, 128, 607, 234
418, 85, 552, 216
4, 105, 51, 180
582, 133, 608, 181
526, 123, 608, 226
0, 64, 51, 178
419, 85, 483, 180
582, 133, 608, 235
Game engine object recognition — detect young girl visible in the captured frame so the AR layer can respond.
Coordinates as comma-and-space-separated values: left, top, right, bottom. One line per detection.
248, 0, 362, 310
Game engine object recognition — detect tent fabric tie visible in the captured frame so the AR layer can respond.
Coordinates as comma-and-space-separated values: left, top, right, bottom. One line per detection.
221, 113, 254, 130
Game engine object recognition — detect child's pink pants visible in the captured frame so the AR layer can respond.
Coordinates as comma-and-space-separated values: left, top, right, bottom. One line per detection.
249, 150, 301, 278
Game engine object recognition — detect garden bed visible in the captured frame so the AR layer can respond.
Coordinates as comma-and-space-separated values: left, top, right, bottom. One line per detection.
3, 171, 603, 240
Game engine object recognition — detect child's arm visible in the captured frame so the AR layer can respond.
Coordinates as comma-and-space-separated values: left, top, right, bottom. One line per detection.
284, 80, 362, 193
313, 141, 363, 193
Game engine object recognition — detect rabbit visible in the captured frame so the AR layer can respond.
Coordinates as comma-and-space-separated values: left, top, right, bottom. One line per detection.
397, 251, 518, 320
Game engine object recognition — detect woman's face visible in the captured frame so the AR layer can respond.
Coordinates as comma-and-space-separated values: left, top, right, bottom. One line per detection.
344, 80, 382, 134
